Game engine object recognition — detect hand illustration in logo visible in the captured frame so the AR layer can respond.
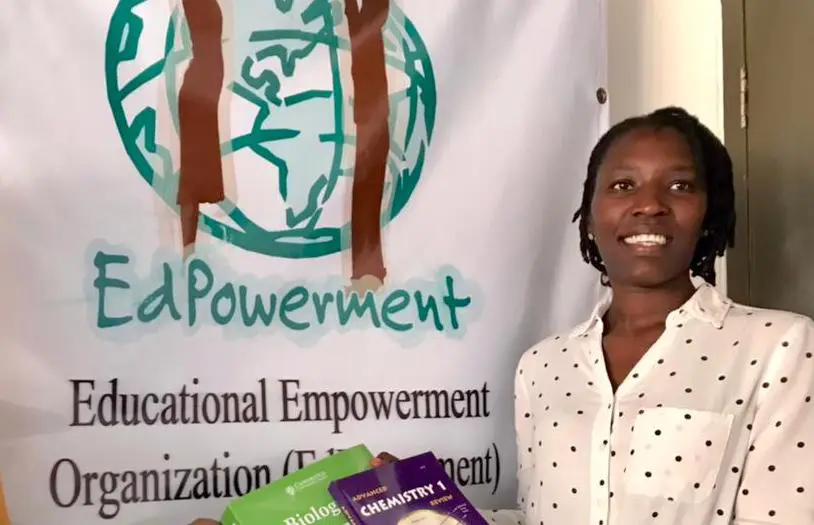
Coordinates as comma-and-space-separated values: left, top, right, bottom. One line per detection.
177, 0, 226, 257
345, 0, 390, 292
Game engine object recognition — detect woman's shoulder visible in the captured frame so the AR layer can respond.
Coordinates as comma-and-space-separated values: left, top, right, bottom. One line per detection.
719, 300, 814, 365
726, 300, 814, 333
515, 327, 584, 371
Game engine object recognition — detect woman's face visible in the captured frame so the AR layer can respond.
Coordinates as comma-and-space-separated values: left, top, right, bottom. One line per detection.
588, 126, 708, 288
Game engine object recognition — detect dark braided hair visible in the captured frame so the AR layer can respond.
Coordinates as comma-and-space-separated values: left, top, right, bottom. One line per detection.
572, 106, 735, 286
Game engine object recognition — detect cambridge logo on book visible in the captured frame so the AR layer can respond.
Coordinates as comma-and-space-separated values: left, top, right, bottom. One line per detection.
93, 0, 482, 345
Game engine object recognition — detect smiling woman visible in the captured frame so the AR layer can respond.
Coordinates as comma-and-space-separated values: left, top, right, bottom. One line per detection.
340, 107, 814, 525
184, 108, 814, 525
573, 106, 734, 290
569, 107, 735, 392
468, 106, 814, 525
589, 126, 708, 287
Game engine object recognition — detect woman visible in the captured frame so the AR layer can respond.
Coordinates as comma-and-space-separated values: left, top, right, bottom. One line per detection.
188, 108, 814, 524
376, 107, 814, 525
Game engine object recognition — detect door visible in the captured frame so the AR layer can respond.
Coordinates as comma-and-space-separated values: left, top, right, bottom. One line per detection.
723, 0, 814, 316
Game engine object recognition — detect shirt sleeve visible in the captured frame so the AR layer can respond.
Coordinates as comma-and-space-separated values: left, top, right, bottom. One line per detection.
479, 356, 533, 525
733, 317, 814, 525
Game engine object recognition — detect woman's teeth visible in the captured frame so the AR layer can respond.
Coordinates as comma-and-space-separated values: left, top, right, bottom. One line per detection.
623, 234, 667, 246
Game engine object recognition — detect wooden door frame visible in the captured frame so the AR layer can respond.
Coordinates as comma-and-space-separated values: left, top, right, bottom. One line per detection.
721, 0, 750, 304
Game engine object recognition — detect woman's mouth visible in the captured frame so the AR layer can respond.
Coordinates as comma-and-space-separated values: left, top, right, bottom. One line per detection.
622, 233, 668, 246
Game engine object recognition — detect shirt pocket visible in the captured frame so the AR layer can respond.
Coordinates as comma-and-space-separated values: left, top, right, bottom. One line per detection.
621, 407, 734, 504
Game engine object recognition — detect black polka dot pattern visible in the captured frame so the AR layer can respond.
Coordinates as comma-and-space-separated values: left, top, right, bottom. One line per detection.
480, 284, 814, 525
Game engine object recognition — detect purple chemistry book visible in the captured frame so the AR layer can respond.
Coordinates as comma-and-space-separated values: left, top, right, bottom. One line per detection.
328, 452, 489, 525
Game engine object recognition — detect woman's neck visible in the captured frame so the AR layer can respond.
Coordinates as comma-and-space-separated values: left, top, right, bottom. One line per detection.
604, 276, 696, 335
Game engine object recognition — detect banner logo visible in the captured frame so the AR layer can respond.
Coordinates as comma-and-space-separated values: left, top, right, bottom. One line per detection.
97, 0, 478, 341
106, 0, 434, 278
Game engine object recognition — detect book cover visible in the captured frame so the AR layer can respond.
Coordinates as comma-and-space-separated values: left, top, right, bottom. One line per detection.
220, 444, 373, 525
328, 452, 489, 525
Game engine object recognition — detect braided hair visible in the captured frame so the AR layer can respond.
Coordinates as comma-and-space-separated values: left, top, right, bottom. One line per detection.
572, 106, 735, 286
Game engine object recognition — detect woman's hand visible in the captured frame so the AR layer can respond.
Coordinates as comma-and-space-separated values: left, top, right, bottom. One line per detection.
184, 453, 400, 525
371, 451, 400, 467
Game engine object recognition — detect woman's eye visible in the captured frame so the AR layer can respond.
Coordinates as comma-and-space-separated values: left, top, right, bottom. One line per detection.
670, 181, 693, 191
610, 180, 633, 191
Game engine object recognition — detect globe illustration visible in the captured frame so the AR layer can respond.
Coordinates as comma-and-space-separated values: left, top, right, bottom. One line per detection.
105, 0, 436, 259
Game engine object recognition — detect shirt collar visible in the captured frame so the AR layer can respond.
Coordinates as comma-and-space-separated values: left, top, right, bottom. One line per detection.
569, 282, 732, 338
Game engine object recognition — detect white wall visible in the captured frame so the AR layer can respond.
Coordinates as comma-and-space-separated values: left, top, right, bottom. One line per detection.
607, 0, 727, 293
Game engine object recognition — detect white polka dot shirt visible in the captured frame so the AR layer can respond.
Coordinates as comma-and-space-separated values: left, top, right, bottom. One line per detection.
483, 283, 814, 525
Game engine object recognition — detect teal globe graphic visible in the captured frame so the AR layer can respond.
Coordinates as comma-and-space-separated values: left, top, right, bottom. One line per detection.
105, 0, 436, 259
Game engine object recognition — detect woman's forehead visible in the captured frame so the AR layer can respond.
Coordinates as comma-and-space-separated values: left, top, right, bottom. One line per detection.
602, 126, 694, 166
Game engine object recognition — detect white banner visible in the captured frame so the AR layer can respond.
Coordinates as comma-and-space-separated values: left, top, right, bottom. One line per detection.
0, 0, 607, 523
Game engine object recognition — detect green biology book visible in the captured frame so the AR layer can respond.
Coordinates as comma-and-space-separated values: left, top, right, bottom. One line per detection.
221, 444, 374, 525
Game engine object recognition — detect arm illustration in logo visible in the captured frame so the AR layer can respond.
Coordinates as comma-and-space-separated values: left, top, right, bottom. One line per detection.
345, 0, 391, 292
0, 475, 10, 525
177, 0, 227, 256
